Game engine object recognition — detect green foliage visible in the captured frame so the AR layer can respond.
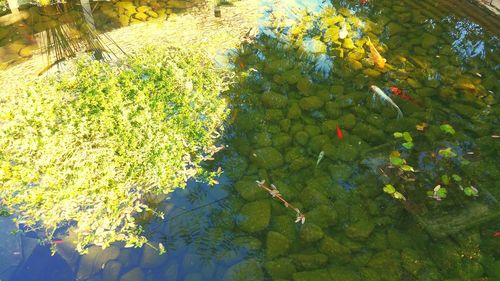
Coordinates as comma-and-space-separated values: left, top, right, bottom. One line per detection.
383, 184, 406, 201
394, 131, 414, 150
384, 124, 478, 202
0, 46, 228, 253
439, 124, 456, 135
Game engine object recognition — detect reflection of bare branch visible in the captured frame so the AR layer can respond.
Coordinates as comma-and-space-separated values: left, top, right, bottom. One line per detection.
256, 180, 305, 224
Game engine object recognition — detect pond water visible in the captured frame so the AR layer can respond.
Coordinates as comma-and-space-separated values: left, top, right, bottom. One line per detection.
1, 0, 499, 281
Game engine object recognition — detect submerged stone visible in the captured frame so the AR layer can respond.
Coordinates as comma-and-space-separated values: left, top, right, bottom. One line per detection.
306, 205, 337, 227
103, 261, 122, 281
78, 246, 120, 280
319, 236, 351, 257
140, 245, 167, 268
291, 253, 329, 270
120, 268, 145, 281
287, 103, 302, 119
266, 231, 290, 258
421, 34, 439, 49
346, 220, 375, 240
261, 92, 288, 108
292, 269, 331, 281
223, 259, 264, 281
265, 258, 296, 280
329, 266, 361, 281
338, 113, 356, 129
237, 200, 271, 233
299, 223, 324, 243
235, 180, 266, 201
299, 96, 324, 111
251, 147, 284, 170
233, 236, 262, 251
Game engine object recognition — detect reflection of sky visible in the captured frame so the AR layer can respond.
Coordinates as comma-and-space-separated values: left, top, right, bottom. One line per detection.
450, 20, 486, 59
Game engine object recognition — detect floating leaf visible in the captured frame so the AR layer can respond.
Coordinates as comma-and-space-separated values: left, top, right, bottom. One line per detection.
403, 132, 413, 142
393, 192, 406, 201
452, 174, 462, 182
383, 184, 396, 194
438, 147, 457, 158
390, 156, 405, 166
440, 124, 455, 135
436, 187, 448, 198
441, 174, 450, 185
402, 142, 414, 149
416, 122, 428, 131
401, 165, 415, 172
464, 186, 479, 197
393, 132, 403, 138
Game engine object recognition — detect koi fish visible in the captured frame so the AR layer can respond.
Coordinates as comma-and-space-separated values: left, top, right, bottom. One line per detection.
366, 38, 386, 69
370, 85, 403, 118
316, 151, 325, 166
336, 125, 343, 140
494, 232, 500, 237
51, 239, 64, 244
360, 0, 369, 4
389, 86, 423, 107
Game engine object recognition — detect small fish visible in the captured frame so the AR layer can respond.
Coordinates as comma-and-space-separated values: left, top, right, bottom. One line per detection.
51, 239, 64, 244
316, 151, 325, 166
494, 232, 500, 237
366, 38, 386, 69
336, 125, 343, 140
389, 86, 423, 107
338, 25, 348, 40
360, 0, 369, 4
370, 85, 403, 118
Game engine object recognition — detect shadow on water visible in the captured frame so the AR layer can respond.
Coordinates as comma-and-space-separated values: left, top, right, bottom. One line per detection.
2, 0, 500, 281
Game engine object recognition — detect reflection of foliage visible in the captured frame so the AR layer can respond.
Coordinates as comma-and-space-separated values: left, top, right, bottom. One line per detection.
383, 124, 478, 202
0, 46, 228, 253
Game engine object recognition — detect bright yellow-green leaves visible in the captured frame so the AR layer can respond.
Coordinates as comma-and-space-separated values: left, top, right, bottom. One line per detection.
0, 46, 228, 253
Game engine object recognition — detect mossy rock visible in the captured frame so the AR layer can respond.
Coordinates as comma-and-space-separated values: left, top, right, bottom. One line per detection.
292, 269, 331, 281
234, 180, 267, 201
251, 147, 284, 170
237, 200, 271, 233
338, 113, 356, 129
261, 92, 288, 109
336, 142, 358, 161
294, 131, 309, 146
297, 77, 313, 95
328, 266, 361, 281
306, 205, 337, 227
233, 236, 262, 251
291, 254, 328, 270
253, 132, 272, 147
264, 258, 296, 280
223, 259, 264, 281
319, 236, 351, 257
367, 250, 402, 281
299, 223, 324, 243
266, 231, 290, 258
346, 220, 375, 240
299, 96, 324, 111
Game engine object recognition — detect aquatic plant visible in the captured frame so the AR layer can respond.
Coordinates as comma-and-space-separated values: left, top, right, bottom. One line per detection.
383, 125, 479, 202
0, 46, 228, 253
256, 180, 305, 224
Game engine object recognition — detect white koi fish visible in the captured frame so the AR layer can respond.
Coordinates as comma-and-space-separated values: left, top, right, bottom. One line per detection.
316, 151, 325, 167
370, 85, 403, 118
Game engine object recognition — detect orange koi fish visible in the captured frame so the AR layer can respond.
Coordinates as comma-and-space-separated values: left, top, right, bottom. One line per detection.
389, 86, 423, 107
366, 38, 386, 69
336, 125, 343, 140
494, 232, 500, 238
360, 0, 369, 4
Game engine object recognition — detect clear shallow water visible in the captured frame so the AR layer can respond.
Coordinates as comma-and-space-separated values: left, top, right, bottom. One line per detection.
1, 0, 500, 281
